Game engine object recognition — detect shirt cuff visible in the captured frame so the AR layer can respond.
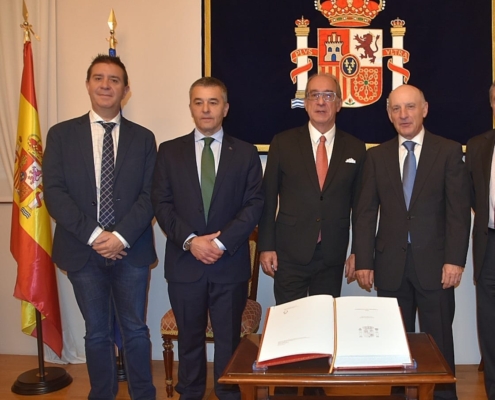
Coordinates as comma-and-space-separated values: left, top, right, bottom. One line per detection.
183, 233, 197, 250
88, 226, 104, 246
112, 231, 130, 248
213, 238, 226, 251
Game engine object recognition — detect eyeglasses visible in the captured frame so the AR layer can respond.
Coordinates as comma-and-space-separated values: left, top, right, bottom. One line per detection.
306, 91, 338, 102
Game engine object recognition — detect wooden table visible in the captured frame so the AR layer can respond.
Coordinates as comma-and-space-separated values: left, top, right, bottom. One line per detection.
219, 333, 455, 400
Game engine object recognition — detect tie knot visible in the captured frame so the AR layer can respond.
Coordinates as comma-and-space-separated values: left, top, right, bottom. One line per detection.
319, 135, 326, 144
403, 141, 416, 152
203, 137, 214, 147
98, 121, 116, 134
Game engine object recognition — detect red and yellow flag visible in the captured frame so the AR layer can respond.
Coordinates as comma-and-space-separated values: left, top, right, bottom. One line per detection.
11, 41, 63, 358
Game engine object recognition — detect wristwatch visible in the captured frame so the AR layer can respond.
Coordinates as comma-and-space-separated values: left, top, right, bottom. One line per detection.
184, 237, 194, 251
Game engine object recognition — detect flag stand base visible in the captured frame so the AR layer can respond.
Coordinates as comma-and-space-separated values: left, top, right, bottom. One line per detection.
11, 367, 72, 395
11, 310, 72, 395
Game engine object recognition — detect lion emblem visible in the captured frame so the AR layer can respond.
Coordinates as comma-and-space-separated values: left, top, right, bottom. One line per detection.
354, 32, 380, 64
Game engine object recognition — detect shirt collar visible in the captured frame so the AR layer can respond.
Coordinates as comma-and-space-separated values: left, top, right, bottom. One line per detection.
398, 127, 425, 147
89, 110, 121, 125
194, 128, 224, 144
308, 122, 336, 144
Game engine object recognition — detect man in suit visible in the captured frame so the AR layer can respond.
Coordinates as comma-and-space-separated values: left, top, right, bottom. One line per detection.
43, 55, 157, 400
465, 81, 495, 400
258, 73, 366, 305
354, 84, 471, 400
151, 77, 263, 400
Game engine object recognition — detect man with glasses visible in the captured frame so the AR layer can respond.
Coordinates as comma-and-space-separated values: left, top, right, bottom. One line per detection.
259, 72, 366, 305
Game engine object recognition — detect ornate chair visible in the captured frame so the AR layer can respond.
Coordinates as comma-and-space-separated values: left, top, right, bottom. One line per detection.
160, 227, 262, 397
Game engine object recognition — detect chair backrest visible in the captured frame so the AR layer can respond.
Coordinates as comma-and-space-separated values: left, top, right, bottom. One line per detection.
247, 227, 260, 301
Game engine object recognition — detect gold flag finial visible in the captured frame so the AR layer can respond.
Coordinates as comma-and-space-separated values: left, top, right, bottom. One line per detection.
107, 9, 118, 55
20, 0, 40, 43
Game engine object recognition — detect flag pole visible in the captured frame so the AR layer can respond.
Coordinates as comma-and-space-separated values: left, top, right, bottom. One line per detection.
106, 8, 127, 383
11, 1, 72, 394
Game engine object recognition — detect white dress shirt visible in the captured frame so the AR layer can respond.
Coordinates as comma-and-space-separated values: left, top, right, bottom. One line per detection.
183, 128, 226, 251
87, 110, 128, 248
398, 128, 425, 180
308, 122, 335, 166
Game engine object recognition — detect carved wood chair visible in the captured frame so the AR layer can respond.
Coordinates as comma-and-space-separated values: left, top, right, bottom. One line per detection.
160, 227, 262, 397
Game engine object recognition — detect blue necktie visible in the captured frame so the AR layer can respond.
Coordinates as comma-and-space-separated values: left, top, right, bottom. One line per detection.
402, 141, 417, 210
98, 122, 116, 229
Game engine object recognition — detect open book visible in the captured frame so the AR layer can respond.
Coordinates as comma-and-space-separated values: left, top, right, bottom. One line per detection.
256, 295, 413, 371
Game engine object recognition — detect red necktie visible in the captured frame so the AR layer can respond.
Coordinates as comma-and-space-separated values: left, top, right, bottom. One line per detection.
316, 135, 328, 190
316, 135, 328, 242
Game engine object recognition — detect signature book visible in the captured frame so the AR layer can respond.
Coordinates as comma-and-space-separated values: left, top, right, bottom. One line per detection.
256, 295, 413, 371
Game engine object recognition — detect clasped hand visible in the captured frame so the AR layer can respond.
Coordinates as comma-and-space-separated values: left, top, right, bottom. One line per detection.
190, 231, 224, 264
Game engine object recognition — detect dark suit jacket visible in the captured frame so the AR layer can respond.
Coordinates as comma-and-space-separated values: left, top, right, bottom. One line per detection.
151, 131, 264, 284
258, 125, 366, 266
43, 113, 157, 271
466, 129, 495, 281
354, 131, 471, 291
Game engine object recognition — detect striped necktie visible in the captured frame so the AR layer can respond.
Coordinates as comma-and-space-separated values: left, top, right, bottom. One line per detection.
98, 122, 116, 229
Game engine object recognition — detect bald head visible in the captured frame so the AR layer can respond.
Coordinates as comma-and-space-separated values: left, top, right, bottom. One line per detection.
387, 85, 428, 140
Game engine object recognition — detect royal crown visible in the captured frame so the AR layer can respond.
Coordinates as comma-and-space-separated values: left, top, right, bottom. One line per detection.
295, 17, 310, 28
315, 0, 385, 27
390, 17, 405, 28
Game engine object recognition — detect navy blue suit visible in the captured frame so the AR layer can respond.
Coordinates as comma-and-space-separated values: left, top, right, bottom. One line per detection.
44, 113, 157, 400
152, 131, 263, 400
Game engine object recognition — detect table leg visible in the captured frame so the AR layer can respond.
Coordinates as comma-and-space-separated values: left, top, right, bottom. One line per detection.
416, 383, 435, 400
239, 384, 255, 400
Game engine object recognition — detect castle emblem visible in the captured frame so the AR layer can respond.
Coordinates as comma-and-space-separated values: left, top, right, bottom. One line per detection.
290, 1, 410, 108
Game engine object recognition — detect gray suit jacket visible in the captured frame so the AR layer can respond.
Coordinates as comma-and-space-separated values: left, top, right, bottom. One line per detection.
354, 131, 471, 291
43, 113, 157, 271
466, 129, 495, 281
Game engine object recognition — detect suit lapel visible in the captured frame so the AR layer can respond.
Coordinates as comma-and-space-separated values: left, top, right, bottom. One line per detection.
409, 131, 438, 210
323, 129, 344, 191
211, 134, 235, 206
182, 132, 203, 201
481, 130, 495, 196
298, 125, 321, 193
77, 114, 97, 198
114, 118, 132, 180
382, 137, 405, 208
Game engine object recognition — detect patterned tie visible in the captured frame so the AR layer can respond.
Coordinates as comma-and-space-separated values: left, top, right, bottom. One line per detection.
402, 141, 417, 210
98, 122, 116, 229
201, 137, 215, 222
316, 135, 328, 190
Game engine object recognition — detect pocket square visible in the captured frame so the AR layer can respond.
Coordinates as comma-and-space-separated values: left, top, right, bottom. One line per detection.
345, 158, 356, 164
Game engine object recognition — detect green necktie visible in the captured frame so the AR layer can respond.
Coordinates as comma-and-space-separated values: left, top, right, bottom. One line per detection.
201, 137, 215, 221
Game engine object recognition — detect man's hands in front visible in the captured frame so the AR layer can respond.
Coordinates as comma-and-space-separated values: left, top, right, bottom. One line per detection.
93, 231, 127, 260
190, 231, 224, 264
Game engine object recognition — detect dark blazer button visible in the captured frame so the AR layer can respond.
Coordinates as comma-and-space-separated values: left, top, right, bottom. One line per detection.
316, 218, 321, 222
91, 201, 96, 206
320, 196, 323, 201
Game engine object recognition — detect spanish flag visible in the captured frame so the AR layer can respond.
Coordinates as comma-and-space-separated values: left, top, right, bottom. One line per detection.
10, 40, 63, 358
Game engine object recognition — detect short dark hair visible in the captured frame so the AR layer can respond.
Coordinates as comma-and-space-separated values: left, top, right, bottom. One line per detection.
86, 54, 129, 86
189, 77, 228, 102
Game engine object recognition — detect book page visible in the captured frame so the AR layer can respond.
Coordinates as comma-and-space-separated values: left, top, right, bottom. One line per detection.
257, 295, 335, 363
334, 296, 412, 368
